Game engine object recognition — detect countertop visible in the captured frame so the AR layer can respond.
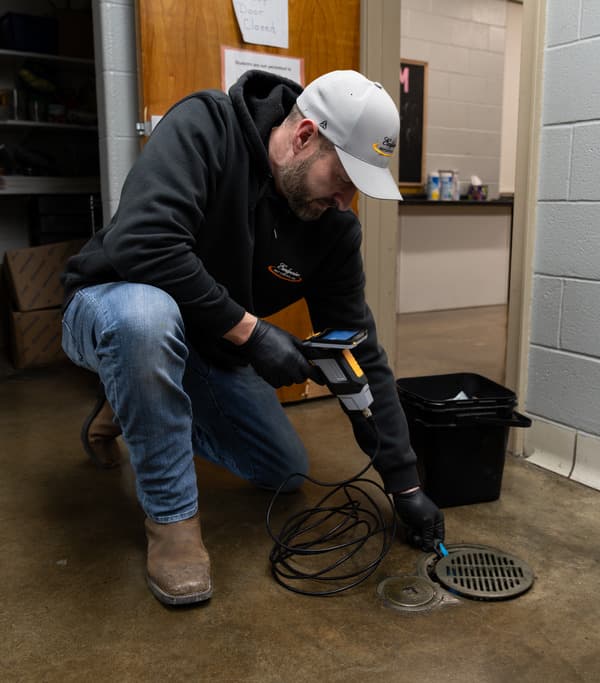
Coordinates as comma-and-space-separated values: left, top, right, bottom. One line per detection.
398, 196, 514, 207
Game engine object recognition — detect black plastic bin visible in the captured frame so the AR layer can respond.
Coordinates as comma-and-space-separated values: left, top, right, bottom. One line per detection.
396, 373, 531, 508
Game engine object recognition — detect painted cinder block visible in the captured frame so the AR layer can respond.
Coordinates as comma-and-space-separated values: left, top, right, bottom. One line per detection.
472, 0, 507, 28
527, 346, 600, 436
101, 70, 139, 139
537, 126, 572, 200
543, 40, 600, 124
403, 0, 432, 11
431, 0, 472, 22
468, 103, 503, 131
103, 136, 140, 211
448, 73, 490, 104
97, 1, 137, 74
580, 0, 600, 40
534, 202, 600, 279
428, 98, 469, 129
409, 10, 453, 45
94, 0, 140, 220
530, 275, 563, 348
561, 280, 600, 357
545, 0, 581, 47
570, 122, 600, 200
428, 42, 470, 74
468, 49, 504, 79
488, 26, 506, 54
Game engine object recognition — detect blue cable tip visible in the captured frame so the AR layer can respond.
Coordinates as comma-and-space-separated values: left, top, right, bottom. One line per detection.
436, 541, 449, 557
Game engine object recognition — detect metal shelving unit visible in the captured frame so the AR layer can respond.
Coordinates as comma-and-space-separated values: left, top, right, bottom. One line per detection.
0, 175, 100, 195
0, 46, 99, 195
0, 48, 94, 66
0, 119, 97, 132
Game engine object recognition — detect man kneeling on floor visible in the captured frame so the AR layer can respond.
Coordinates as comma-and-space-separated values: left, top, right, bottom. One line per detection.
61, 69, 445, 605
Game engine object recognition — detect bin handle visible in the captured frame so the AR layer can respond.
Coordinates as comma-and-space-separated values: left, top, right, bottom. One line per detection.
466, 410, 531, 427
412, 410, 532, 429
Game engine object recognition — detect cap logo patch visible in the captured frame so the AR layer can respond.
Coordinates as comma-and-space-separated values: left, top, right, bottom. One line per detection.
373, 136, 396, 157
319, 120, 328, 130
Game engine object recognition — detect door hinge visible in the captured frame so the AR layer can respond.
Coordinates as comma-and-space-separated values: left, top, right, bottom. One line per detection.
136, 116, 163, 137
136, 121, 150, 137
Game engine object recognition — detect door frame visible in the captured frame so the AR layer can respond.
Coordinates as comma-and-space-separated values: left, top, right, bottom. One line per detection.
505, 0, 546, 454
359, 0, 401, 369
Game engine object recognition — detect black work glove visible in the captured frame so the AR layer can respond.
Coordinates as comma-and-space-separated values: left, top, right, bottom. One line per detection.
240, 319, 324, 388
393, 488, 445, 552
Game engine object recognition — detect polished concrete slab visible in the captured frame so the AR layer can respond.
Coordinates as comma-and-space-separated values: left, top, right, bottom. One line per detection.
0, 305, 591, 679
1, 362, 600, 682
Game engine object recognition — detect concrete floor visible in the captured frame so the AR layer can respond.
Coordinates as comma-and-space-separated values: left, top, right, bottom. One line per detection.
1, 308, 600, 681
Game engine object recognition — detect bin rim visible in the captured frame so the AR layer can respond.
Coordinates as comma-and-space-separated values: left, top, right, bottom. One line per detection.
396, 372, 517, 409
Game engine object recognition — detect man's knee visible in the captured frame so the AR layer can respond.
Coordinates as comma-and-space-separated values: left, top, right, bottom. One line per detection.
114, 285, 185, 359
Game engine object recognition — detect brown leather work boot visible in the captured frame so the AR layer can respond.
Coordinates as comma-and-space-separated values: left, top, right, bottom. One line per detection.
80, 389, 122, 469
145, 514, 213, 606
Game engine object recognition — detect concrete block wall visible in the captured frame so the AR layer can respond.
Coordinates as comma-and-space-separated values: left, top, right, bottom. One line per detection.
525, 0, 600, 491
92, 0, 140, 222
400, 0, 507, 197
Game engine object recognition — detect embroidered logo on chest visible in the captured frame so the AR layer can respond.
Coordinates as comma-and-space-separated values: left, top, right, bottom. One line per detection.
268, 262, 303, 283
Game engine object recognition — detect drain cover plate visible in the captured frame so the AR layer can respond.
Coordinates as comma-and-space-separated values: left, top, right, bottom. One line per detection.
379, 576, 435, 607
377, 575, 449, 613
433, 546, 534, 601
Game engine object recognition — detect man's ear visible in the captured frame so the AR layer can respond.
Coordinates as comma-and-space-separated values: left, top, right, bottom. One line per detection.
292, 119, 319, 154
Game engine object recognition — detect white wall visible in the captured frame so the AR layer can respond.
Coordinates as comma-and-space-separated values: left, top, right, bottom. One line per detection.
524, 0, 600, 491
400, 0, 507, 197
397, 205, 511, 313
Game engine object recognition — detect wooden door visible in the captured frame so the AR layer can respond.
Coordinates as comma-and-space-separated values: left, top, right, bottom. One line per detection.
135, 0, 360, 401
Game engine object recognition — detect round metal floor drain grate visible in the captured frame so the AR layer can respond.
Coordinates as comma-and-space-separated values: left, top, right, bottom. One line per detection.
432, 546, 534, 601
377, 575, 448, 613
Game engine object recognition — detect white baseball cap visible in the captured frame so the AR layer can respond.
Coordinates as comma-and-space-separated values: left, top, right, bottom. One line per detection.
296, 70, 402, 201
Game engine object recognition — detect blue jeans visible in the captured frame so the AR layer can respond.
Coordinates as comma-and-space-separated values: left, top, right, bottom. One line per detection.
61, 283, 308, 523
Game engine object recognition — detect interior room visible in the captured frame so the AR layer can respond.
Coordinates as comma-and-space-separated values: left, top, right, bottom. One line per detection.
1, 1, 599, 681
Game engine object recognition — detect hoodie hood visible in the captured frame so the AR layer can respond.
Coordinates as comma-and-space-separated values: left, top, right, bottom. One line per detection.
228, 70, 303, 158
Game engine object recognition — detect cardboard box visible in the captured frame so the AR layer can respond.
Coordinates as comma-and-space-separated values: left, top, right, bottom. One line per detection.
3, 239, 85, 312
9, 307, 66, 369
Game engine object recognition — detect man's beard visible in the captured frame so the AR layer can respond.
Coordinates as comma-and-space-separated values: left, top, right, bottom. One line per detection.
278, 151, 336, 221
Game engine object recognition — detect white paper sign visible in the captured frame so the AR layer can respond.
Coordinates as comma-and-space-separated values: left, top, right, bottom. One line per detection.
232, 0, 289, 49
222, 46, 303, 92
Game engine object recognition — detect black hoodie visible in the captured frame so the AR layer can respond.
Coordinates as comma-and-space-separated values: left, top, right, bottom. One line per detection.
61, 70, 418, 493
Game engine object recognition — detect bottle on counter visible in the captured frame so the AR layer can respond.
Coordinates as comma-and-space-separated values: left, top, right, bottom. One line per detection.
427, 171, 440, 200
452, 169, 460, 200
440, 171, 453, 200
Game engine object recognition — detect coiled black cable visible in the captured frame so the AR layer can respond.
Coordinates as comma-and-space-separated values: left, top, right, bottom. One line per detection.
266, 413, 397, 596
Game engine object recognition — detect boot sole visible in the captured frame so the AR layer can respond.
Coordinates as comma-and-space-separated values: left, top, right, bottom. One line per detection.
80, 392, 120, 469
146, 574, 213, 605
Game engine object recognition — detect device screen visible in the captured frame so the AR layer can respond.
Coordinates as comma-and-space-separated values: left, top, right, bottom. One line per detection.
320, 330, 358, 341
303, 328, 367, 348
